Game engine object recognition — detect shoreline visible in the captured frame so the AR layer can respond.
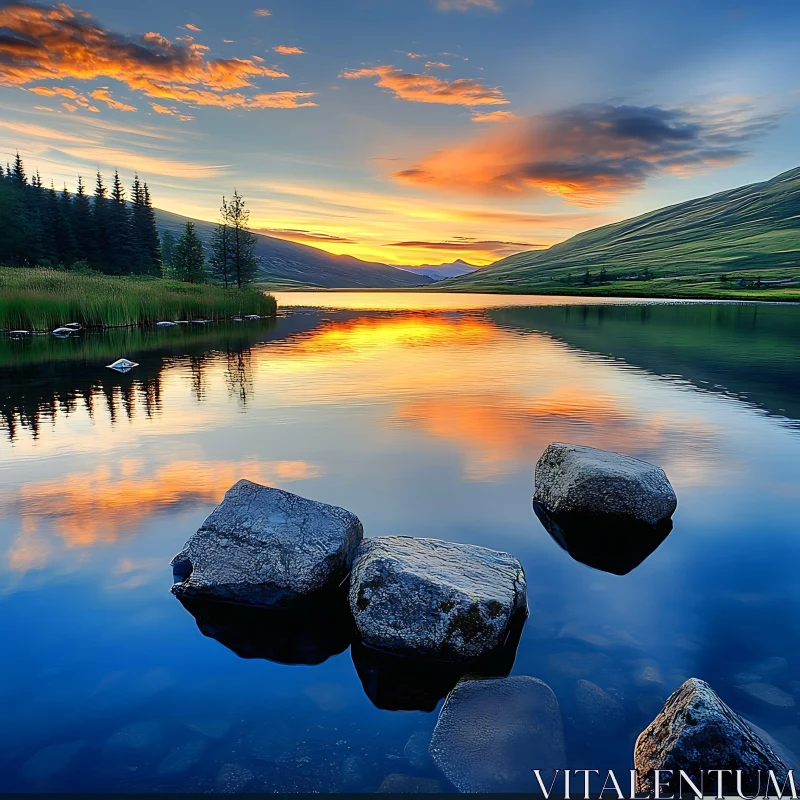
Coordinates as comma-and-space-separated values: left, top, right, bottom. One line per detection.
264, 285, 800, 306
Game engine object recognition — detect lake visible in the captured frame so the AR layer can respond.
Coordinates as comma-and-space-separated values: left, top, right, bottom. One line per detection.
1, 292, 799, 793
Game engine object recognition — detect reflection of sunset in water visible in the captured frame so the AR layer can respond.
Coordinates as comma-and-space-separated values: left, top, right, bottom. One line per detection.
280, 314, 495, 355
392, 390, 722, 482
5, 459, 321, 574
274, 291, 662, 312
2, 301, 745, 584
2, 296, 800, 795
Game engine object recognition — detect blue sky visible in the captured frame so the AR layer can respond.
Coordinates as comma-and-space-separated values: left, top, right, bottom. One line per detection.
0, 0, 798, 264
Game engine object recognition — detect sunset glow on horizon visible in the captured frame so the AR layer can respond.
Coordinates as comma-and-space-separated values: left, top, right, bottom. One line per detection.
1, 0, 797, 266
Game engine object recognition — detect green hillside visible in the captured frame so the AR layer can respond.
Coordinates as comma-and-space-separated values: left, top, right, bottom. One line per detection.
155, 209, 433, 290
443, 167, 800, 299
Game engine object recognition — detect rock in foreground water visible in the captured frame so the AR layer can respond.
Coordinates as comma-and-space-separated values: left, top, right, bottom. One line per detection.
534, 443, 677, 526
429, 676, 565, 793
171, 480, 363, 607
349, 536, 527, 662
634, 678, 789, 796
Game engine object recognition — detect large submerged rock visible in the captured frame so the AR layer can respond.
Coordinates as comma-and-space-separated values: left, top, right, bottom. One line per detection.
171, 480, 363, 607
429, 676, 565, 793
349, 536, 527, 662
634, 678, 789, 796
533, 443, 677, 574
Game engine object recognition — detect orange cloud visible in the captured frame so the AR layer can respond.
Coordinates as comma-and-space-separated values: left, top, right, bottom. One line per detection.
340, 64, 508, 107
437, 0, 500, 10
0, 3, 304, 112
185, 23, 202, 32
28, 84, 80, 98
91, 87, 137, 112
393, 102, 779, 204
274, 45, 304, 55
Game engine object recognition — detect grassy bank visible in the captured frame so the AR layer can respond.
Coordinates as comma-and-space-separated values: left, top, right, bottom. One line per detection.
0, 267, 277, 331
441, 273, 800, 302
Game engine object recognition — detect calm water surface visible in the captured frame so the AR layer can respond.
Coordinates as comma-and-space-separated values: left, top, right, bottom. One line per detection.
1, 293, 799, 792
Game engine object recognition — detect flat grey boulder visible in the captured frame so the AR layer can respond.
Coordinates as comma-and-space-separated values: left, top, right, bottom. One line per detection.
171, 480, 363, 607
634, 678, 789, 796
349, 536, 526, 661
534, 443, 677, 526
430, 676, 565, 793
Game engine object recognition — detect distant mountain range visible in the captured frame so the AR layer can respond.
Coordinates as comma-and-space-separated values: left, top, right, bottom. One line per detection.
154, 208, 433, 289
443, 167, 800, 295
397, 259, 478, 281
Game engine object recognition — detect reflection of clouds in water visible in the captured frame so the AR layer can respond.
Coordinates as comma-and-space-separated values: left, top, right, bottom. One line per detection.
3, 459, 322, 576
390, 389, 728, 484
2, 308, 748, 584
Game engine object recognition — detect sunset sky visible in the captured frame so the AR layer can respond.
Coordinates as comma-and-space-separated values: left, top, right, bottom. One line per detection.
1, 0, 798, 266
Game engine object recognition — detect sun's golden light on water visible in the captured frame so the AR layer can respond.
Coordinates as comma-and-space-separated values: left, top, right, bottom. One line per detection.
1, 298, 748, 584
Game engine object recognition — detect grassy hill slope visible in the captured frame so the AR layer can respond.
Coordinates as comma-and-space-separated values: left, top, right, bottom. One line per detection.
155, 209, 432, 289
443, 167, 800, 299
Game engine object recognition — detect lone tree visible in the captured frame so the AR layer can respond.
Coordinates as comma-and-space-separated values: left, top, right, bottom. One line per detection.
223, 190, 258, 288
173, 221, 206, 283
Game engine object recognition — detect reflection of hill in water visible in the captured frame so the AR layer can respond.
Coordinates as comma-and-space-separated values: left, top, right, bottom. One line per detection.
488, 303, 800, 423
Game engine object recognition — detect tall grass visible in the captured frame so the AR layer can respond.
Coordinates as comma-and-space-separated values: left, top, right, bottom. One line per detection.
0, 267, 277, 330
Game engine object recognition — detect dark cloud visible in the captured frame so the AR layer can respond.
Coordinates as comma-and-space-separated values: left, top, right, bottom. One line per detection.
388, 239, 543, 251
256, 228, 356, 244
394, 100, 781, 205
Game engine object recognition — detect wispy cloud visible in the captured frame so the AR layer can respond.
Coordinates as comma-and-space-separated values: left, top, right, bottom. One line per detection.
185, 23, 202, 32
274, 45, 304, 55
394, 100, 781, 205
253, 8, 271, 16
340, 64, 508, 106
255, 228, 357, 244
425, 61, 450, 70
436, 0, 500, 11
389, 238, 541, 255
150, 102, 194, 121
471, 109, 519, 123
0, 3, 314, 112
91, 87, 137, 112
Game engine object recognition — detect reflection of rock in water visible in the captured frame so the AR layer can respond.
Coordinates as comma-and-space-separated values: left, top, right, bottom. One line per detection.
177, 593, 355, 666
351, 613, 524, 712
533, 501, 672, 575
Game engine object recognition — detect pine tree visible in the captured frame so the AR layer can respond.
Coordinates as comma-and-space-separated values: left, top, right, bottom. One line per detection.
130, 174, 147, 273
224, 190, 258, 288
39, 183, 60, 266
0, 171, 28, 266
72, 176, 95, 263
141, 182, 161, 275
56, 184, 79, 266
92, 171, 110, 271
173, 221, 206, 283
160, 229, 176, 276
12, 152, 26, 186
108, 170, 134, 274
209, 196, 233, 288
